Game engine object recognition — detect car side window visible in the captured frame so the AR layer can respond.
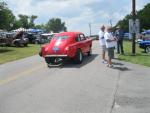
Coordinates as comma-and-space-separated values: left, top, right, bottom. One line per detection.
80, 34, 86, 41
75, 35, 81, 42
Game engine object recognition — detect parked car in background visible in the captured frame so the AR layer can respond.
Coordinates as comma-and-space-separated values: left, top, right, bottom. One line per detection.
35, 33, 55, 44
139, 40, 150, 53
123, 33, 131, 40
143, 34, 150, 41
0, 32, 28, 47
140, 31, 150, 40
25, 32, 37, 44
5, 32, 16, 46
39, 32, 92, 66
11, 31, 28, 47
0, 32, 7, 46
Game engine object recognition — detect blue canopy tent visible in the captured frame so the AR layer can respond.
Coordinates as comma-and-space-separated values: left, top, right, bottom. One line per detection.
27, 29, 44, 33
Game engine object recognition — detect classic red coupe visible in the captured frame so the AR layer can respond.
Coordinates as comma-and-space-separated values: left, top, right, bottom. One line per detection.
39, 32, 92, 66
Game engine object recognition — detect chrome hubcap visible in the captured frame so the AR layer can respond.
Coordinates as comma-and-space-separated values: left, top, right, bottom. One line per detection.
146, 47, 150, 53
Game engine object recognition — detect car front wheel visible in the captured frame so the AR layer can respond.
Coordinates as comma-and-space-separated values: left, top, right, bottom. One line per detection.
146, 46, 150, 53
14, 42, 20, 47
24, 43, 28, 47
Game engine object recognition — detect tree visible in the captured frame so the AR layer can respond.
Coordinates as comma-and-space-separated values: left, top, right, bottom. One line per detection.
29, 15, 38, 28
35, 24, 45, 29
116, 3, 150, 32
16, 14, 38, 29
45, 18, 67, 33
13, 19, 22, 29
0, 1, 38, 30
115, 14, 132, 32
18, 14, 29, 28
0, 1, 16, 31
137, 3, 150, 30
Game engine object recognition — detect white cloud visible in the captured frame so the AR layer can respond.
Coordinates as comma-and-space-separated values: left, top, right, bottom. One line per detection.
137, 0, 150, 10
5, 0, 150, 35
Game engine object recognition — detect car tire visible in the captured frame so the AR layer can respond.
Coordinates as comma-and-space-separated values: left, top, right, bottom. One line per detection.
74, 49, 83, 64
39, 51, 42, 57
87, 47, 92, 56
14, 42, 20, 47
146, 46, 150, 53
45, 57, 52, 64
24, 43, 28, 47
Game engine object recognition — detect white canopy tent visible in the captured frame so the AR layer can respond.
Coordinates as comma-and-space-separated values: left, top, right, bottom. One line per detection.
12, 28, 27, 32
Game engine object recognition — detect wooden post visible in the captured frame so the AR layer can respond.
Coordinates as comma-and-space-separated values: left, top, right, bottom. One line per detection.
132, 0, 136, 55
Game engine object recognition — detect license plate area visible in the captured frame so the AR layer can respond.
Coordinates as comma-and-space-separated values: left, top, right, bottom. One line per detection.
53, 46, 59, 52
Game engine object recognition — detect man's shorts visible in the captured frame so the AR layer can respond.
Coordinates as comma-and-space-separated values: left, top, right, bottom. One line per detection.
107, 47, 115, 59
101, 45, 107, 52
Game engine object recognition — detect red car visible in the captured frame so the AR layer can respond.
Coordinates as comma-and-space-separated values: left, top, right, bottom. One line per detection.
39, 32, 92, 66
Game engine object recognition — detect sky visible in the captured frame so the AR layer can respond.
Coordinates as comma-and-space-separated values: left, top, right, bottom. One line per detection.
4, 0, 150, 35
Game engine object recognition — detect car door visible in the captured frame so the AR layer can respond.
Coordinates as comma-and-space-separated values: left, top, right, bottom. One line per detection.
79, 34, 87, 53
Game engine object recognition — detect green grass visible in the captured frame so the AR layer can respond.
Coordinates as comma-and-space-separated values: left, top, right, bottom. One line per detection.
0, 44, 41, 64
118, 41, 150, 67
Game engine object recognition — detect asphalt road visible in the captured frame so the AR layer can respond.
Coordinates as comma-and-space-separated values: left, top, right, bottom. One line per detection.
0, 41, 150, 113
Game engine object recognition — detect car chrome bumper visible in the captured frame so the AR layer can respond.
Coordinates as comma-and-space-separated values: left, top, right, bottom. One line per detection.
45, 55, 68, 57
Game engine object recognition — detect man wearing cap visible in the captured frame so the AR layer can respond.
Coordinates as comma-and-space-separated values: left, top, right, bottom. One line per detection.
98, 25, 107, 64
104, 26, 117, 67
115, 26, 124, 54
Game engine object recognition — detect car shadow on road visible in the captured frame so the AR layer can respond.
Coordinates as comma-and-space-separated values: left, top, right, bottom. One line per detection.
61, 54, 99, 68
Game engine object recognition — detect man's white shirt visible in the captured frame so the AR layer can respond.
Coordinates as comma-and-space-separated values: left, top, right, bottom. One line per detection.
104, 32, 116, 48
98, 30, 106, 46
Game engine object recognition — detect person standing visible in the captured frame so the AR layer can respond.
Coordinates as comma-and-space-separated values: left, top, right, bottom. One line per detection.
104, 26, 117, 68
98, 25, 107, 63
115, 27, 124, 54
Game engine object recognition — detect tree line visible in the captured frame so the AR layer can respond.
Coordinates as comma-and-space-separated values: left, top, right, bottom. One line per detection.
0, 1, 67, 33
115, 3, 150, 32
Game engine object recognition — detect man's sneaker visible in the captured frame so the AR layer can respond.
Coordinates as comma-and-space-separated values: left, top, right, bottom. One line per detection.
107, 64, 114, 68
109, 64, 113, 68
102, 60, 108, 64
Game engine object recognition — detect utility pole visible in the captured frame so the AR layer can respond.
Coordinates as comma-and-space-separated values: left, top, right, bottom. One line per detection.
109, 19, 112, 27
89, 23, 91, 36
132, 0, 136, 55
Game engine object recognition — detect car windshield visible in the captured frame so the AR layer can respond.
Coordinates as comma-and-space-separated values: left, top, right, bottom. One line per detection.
53, 35, 68, 40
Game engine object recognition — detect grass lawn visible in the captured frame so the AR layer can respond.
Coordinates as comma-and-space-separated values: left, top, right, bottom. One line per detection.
118, 41, 150, 67
0, 44, 41, 64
